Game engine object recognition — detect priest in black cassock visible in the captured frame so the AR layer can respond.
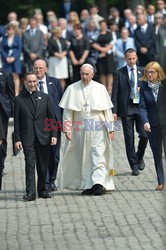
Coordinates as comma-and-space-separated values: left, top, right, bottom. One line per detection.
14, 72, 57, 201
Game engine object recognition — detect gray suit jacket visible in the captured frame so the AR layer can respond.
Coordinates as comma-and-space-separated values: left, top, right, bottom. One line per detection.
22, 28, 44, 61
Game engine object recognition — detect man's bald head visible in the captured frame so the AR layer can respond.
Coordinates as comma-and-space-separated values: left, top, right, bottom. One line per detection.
33, 59, 48, 80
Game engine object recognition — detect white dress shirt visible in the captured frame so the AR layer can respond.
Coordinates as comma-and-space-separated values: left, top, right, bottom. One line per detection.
37, 76, 48, 94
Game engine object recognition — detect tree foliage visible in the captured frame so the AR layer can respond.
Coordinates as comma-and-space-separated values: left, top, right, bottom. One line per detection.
0, 0, 156, 24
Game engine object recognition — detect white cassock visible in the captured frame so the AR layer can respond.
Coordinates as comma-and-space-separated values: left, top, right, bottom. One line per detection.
56, 80, 115, 191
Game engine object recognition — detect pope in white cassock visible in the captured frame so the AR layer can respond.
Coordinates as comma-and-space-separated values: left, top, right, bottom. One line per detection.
57, 64, 115, 195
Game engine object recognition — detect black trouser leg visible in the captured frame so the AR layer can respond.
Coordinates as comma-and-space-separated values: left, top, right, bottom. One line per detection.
0, 141, 7, 190
121, 113, 139, 170
0, 147, 3, 190
135, 112, 148, 161
48, 132, 61, 183
35, 142, 51, 194
160, 125, 166, 159
148, 126, 164, 185
23, 145, 36, 196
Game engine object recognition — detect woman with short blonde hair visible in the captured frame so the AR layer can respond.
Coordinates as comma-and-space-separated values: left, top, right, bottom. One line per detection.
139, 61, 166, 191
141, 61, 166, 81
48, 26, 68, 89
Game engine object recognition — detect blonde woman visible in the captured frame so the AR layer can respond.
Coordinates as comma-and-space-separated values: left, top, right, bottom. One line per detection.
1, 23, 22, 95
48, 26, 68, 89
67, 11, 80, 32
139, 61, 166, 191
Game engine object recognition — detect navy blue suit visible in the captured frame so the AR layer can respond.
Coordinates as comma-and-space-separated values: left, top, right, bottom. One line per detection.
0, 25, 5, 38
112, 65, 148, 171
1, 34, 22, 74
134, 24, 155, 67
139, 82, 164, 185
0, 69, 15, 189
45, 75, 63, 185
157, 81, 166, 157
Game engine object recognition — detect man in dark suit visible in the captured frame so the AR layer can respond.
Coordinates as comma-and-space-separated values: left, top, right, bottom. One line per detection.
22, 17, 44, 71
58, 0, 77, 20
0, 69, 15, 190
157, 80, 166, 157
112, 48, 148, 176
14, 72, 57, 201
33, 59, 63, 192
134, 14, 155, 67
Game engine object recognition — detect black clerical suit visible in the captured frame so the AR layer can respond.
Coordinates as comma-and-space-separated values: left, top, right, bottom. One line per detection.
112, 65, 148, 173
0, 69, 15, 190
14, 89, 57, 196
157, 80, 166, 157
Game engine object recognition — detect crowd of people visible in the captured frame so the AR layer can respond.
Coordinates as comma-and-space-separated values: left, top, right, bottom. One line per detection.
0, 0, 166, 199
0, 1, 166, 94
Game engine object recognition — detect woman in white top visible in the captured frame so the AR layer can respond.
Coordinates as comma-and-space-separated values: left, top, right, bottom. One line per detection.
48, 26, 68, 89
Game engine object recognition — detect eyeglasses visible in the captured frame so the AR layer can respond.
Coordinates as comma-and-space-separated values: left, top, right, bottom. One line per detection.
146, 71, 157, 74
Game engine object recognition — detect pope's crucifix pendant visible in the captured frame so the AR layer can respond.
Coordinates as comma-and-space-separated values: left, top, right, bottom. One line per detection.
83, 102, 89, 111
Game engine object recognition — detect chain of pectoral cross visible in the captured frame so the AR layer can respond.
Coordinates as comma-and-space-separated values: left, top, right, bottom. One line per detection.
83, 102, 89, 111
81, 84, 90, 112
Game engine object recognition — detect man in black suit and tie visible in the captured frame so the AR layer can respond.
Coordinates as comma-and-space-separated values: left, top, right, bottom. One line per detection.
22, 17, 44, 71
14, 72, 57, 201
0, 69, 15, 190
33, 59, 63, 192
134, 14, 155, 67
157, 80, 166, 157
112, 48, 148, 176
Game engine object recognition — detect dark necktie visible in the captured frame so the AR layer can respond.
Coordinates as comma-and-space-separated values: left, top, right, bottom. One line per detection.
130, 67, 135, 99
122, 41, 126, 53
38, 81, 44, 93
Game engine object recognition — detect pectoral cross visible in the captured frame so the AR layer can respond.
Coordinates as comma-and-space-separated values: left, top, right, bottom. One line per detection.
83, 102, 89, 112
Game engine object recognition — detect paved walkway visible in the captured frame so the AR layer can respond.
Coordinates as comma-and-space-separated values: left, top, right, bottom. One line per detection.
0, 119, 166, 250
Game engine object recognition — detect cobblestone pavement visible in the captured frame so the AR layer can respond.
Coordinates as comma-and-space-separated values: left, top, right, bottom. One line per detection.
0, 119, 166, 250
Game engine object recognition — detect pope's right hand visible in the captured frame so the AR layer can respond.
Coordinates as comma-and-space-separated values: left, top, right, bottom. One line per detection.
65, 132, 72, 140
113, 113, 117, 121
15, 141, 23, 150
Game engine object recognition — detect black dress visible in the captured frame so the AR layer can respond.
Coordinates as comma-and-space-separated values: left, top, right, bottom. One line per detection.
96, 31, 115, 74
69, 36, 90, 82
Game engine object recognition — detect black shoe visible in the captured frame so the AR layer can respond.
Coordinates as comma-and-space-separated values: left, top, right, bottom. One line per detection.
50, 182, 57, 192
91, 184, 106, 195
82, 188, 93, 195
131, 167, 139, 176
46, 182, 57, 192
139, 159, 145, 171
38, 191, 52, 199
23, 194, 36, 202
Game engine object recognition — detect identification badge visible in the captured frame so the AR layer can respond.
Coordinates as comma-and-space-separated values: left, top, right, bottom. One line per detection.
164, 39, 166, 47
133, 93, 140, 104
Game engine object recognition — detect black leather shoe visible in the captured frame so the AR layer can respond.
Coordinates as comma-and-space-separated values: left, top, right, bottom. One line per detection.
82, 188, 93, 195
46, 183, 51, 192
131, 167, 139, 176
139, 160, 145, 171
91, 184, 106, 195
23, 194, 36, 202
50, 182, 57, 191
38, 191, 52, 199
46, 182, 57, 192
